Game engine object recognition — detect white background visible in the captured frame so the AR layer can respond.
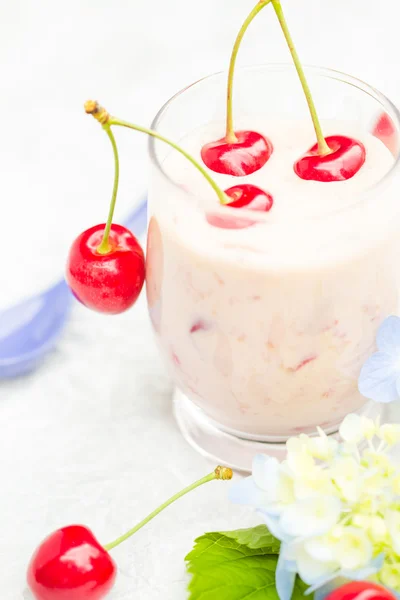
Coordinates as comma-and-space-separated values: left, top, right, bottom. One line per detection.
0, 1, 399, 598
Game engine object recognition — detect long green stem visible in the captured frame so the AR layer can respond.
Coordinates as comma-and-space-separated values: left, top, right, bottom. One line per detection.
109, 118, 228, 205
272, 0, 331, 156
97, 125, 120, 254
226, 0, 272, 142
103, 466, 232, 552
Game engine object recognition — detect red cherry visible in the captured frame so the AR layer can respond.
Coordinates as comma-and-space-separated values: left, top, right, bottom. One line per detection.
326, 581, 396, 600
201, 131, 273, 176
294, 135, 366, 182
66, 223, 145, 315
225, 184, 274, 211
206, 184, 273, 229
27, 525, 117, 600
372, 112, 397, 155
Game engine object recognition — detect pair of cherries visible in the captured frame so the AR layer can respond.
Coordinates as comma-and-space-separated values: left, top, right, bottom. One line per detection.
202, 128, 365, 219
202, 129, 365, 179
26, 522, 397, 600
66, 126, 365, 315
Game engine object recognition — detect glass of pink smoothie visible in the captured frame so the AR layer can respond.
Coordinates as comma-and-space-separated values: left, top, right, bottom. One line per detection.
146, 64, 400, 471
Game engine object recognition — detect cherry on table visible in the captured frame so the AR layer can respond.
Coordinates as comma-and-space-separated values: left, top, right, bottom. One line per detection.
294, 135, 366, 182
206, 184, 273, 229
27, 525, 116, 600
201, 130, 273, 176
325, 581, 397, 600
26, 466, 233, 600
66, 223, 145, 315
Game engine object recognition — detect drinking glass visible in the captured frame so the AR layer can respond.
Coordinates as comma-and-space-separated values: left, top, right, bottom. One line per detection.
146, 64, 400, 471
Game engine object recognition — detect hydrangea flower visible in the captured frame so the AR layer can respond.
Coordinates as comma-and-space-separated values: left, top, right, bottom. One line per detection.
359, 316, 400, 403
230, 415, 400, 600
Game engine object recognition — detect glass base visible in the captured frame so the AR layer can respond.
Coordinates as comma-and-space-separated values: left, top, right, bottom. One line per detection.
173, 389, 391, 472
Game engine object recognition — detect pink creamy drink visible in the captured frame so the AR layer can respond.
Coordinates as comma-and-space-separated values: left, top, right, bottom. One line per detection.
146, 66, 400, 456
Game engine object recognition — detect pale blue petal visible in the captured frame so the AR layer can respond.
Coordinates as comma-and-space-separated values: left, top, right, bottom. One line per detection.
262, 504, 284, 517
341, 553, 385, 580
305, 572, 341, 596
257, 509, 293, 543
314, 577, 349, 600
276, 547, 296, 600
358, 352, 400, 403
376, 316, 400, 353
229, 476, 269, 507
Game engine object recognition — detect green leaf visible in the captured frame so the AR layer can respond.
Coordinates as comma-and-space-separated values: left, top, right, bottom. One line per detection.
221, 524, 281, 552
186, 526, 309, 600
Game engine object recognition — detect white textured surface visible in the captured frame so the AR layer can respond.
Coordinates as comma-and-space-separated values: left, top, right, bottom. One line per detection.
1, 0, 400, 598
2, 294, 256, 599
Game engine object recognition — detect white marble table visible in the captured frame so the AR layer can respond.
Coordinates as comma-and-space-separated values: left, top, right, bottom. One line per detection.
1, 0, 400, 597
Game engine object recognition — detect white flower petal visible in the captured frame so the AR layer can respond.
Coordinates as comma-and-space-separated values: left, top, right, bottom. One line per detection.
379, 423, 400, 446
360, 416, 377, 439
304, 537, 336, 563
295, 545, 339, 585
339, 414, 364, 444
280, 496, 342, 538
338, 415, 375, 443
228, 476, 269, 507
334, 527, 372, 571
261, 503, 285, 517
330, 456, 362, 503
258, 509, 292, 543
279, 543, 298, 571
309, 429, 338, 461
330, 456, 364, 503
252, 454, 280, 493
358, 352, 400, 403
340, 553, 385, 580
286, 436, 315, 473
376, 315, 400, 354
276, 547, 296, 600
379, 561, 400, 593
293, 466, 335, 501
340, 566, 382, 581
385, 510, 400, 554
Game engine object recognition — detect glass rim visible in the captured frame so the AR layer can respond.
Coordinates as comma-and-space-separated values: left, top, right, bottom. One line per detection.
149, 63, 400, 217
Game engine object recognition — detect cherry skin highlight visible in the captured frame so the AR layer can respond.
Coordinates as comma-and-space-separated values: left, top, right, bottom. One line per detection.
207, 184, 273, 230
27, 525, 117, 600
201, 130, 273, 176
325, 581, 397, 600
294, 135, 366, 182
66, 223, 145, 315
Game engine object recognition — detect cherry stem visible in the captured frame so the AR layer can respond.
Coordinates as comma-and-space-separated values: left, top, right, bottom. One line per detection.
109, 118, 229, 205
85, 100, 229, 207
103, 466, 233, 552
226, 0, 272, 143
97, 125, 120, 255
271, 0, 331, 157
